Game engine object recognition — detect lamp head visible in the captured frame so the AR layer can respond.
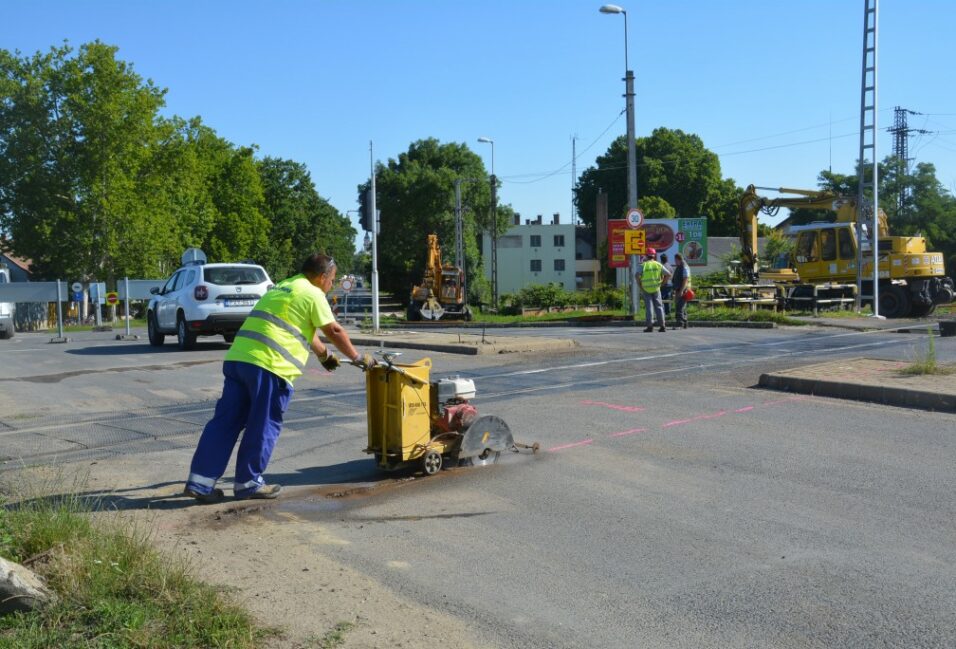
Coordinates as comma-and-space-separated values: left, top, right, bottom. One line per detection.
599, 4, 625, 14
477, 136, 494, 144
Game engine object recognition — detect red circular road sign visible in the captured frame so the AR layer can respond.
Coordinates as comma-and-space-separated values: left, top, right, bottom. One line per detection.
106, 292, 119, 305
625, 208, 644, 229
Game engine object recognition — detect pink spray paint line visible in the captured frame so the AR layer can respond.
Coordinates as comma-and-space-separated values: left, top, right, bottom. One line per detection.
662, 410, 728, 428
547, 439, 595, 452
609, 427, 647, 438
579, 400, 645, 413
734, 406, 755, 413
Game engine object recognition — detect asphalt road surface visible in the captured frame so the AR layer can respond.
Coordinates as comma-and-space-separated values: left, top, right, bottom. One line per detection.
1, 325, 954, 648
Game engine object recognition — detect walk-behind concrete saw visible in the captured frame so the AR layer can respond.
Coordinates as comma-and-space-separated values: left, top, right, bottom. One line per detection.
361, 352, 538, 474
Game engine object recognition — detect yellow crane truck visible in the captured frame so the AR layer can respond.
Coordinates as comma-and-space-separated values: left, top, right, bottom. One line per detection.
738, 185, 954, 318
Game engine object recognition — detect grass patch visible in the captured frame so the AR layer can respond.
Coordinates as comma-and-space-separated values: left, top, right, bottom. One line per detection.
900, 331, 956, 376
309, 621, 356, 648
472, 309, 628, 324
0, 483, 271, 648
685, 306, 807, 326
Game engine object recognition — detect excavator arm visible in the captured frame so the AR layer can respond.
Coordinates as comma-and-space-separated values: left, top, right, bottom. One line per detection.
738, 185, 854, 282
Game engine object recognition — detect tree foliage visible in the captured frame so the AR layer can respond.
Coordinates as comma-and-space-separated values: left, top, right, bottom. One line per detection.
363, 138, 505, 304
575, 127, 742, 238
0, 42, 354, 282
258, 157, 355, 280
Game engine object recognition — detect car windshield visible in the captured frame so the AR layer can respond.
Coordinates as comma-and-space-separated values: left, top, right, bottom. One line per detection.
203, 266, 267, 286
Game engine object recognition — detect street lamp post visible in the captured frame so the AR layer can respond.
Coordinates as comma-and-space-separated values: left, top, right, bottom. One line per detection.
477, 136, 499, 309
600, 4, 639, 317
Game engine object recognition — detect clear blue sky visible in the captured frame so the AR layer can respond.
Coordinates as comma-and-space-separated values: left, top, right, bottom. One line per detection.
4, 0, 955, 240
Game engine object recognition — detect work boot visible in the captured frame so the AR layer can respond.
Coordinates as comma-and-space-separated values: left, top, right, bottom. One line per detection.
183, 487, 225, 505
236, 484, 282, 500
643, 327, 653, 333
658, 326, 666, 332
683, 322, 689, 329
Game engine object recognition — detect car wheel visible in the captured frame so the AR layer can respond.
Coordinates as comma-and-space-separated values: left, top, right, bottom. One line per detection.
147, 312, 165, 347
223, 333, 236, 343
177, 313, 197, 350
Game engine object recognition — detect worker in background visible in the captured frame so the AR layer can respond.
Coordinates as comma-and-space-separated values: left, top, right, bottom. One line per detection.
636, 248, 672, 333
671, 253, 691, 329
183, 253, 375, 503
659, 253, 673, 318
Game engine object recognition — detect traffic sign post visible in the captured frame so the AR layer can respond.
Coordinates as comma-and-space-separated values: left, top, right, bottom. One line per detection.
105, 292, 119, 306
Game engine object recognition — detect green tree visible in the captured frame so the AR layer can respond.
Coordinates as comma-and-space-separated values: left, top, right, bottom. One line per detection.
575, 127, 740, 237
361, 138, 502, 303
0, 41, 168, 280
257, 157, 355, 280
637, 195, 675, 219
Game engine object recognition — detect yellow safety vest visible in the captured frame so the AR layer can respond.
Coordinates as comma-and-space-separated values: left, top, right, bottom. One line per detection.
640, 260, 664, 293
226, 275, 334, 383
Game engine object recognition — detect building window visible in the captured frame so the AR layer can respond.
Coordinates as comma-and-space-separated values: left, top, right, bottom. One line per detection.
498, 235, 522, 248
554, 259, 565, 271
553, 235, 565, 247
530, 259, 542, 272
530, 235, 541, 248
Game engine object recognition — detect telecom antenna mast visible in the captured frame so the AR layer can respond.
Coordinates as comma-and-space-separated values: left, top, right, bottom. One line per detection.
855, 0, 879, 316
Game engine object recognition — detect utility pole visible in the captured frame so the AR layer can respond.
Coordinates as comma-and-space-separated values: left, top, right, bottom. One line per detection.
888, 106, 931, 221
369, 141, 380, 333
571, 134, 578, 225
855, 0, 879, 317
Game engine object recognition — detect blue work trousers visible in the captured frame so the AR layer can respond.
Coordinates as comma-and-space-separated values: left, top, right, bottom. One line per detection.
185, 361, 293, 497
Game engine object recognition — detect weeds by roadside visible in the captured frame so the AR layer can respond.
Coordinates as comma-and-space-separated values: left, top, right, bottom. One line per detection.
0, 483, 271, 648
900, 331, 956, 376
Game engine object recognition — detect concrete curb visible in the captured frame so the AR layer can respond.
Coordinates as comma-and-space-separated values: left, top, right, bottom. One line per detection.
387, 319, 775, 330
758, 372, 956, 413
348, 334, 578, 356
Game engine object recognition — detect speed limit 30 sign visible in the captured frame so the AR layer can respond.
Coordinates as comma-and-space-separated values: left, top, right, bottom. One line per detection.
625, 208, 644, 229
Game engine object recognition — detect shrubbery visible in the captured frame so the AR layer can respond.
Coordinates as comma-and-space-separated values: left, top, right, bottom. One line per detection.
499, 283, 624, 313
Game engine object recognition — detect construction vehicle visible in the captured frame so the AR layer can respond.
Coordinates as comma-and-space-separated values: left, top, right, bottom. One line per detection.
0, 264, 15, 339
407, 233, 472, 321
363, 352, 537, 474
738, 185, 954, 318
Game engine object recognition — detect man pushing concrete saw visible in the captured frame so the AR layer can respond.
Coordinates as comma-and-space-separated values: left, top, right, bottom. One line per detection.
183, 253, 375, 503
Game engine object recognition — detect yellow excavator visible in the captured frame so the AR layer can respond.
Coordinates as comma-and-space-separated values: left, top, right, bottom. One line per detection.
738, 184, 954, 317
407, 234, 472, 321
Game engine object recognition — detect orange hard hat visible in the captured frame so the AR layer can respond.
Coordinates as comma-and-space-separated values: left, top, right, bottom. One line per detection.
683, 288, 695, 301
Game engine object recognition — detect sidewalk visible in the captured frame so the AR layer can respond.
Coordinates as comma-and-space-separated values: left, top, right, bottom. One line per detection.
759, 358, 956, 413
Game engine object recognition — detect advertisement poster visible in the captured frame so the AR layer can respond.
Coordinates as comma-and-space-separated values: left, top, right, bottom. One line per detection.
641, 218, 708, 266
607, 220, 628, 268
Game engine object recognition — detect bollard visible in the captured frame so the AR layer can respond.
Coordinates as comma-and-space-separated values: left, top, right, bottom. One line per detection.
939, 321, 956, 338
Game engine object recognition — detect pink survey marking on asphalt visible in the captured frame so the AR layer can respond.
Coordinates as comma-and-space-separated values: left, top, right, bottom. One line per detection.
735, 406, 755, 413
609, 427, 647, 438
662, 410, 728, 428
762, 396, 808, 406
548, 439, 594, 452
580, 399, 645, 413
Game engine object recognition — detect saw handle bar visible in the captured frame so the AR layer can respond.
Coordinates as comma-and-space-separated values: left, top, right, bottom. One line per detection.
349, 358, 428, 385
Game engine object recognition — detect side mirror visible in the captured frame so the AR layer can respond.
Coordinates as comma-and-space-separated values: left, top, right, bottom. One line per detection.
149, 287, 160, 295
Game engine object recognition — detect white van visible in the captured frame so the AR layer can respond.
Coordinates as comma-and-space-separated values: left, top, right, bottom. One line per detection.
0, 265, 15, 339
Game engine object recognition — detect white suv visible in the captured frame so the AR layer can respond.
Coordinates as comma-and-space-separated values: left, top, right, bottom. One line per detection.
147, 253, 272, 350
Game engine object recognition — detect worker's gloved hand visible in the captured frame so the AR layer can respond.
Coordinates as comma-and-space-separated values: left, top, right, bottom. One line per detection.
352, 353, 377, 371
319, 350, 340, 372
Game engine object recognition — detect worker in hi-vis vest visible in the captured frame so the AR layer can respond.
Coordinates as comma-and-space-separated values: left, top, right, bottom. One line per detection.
184, 254, 375, 503
635, 247, 672, 333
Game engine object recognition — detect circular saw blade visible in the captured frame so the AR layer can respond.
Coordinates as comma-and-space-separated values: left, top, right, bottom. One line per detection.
458, 415, 514, 460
